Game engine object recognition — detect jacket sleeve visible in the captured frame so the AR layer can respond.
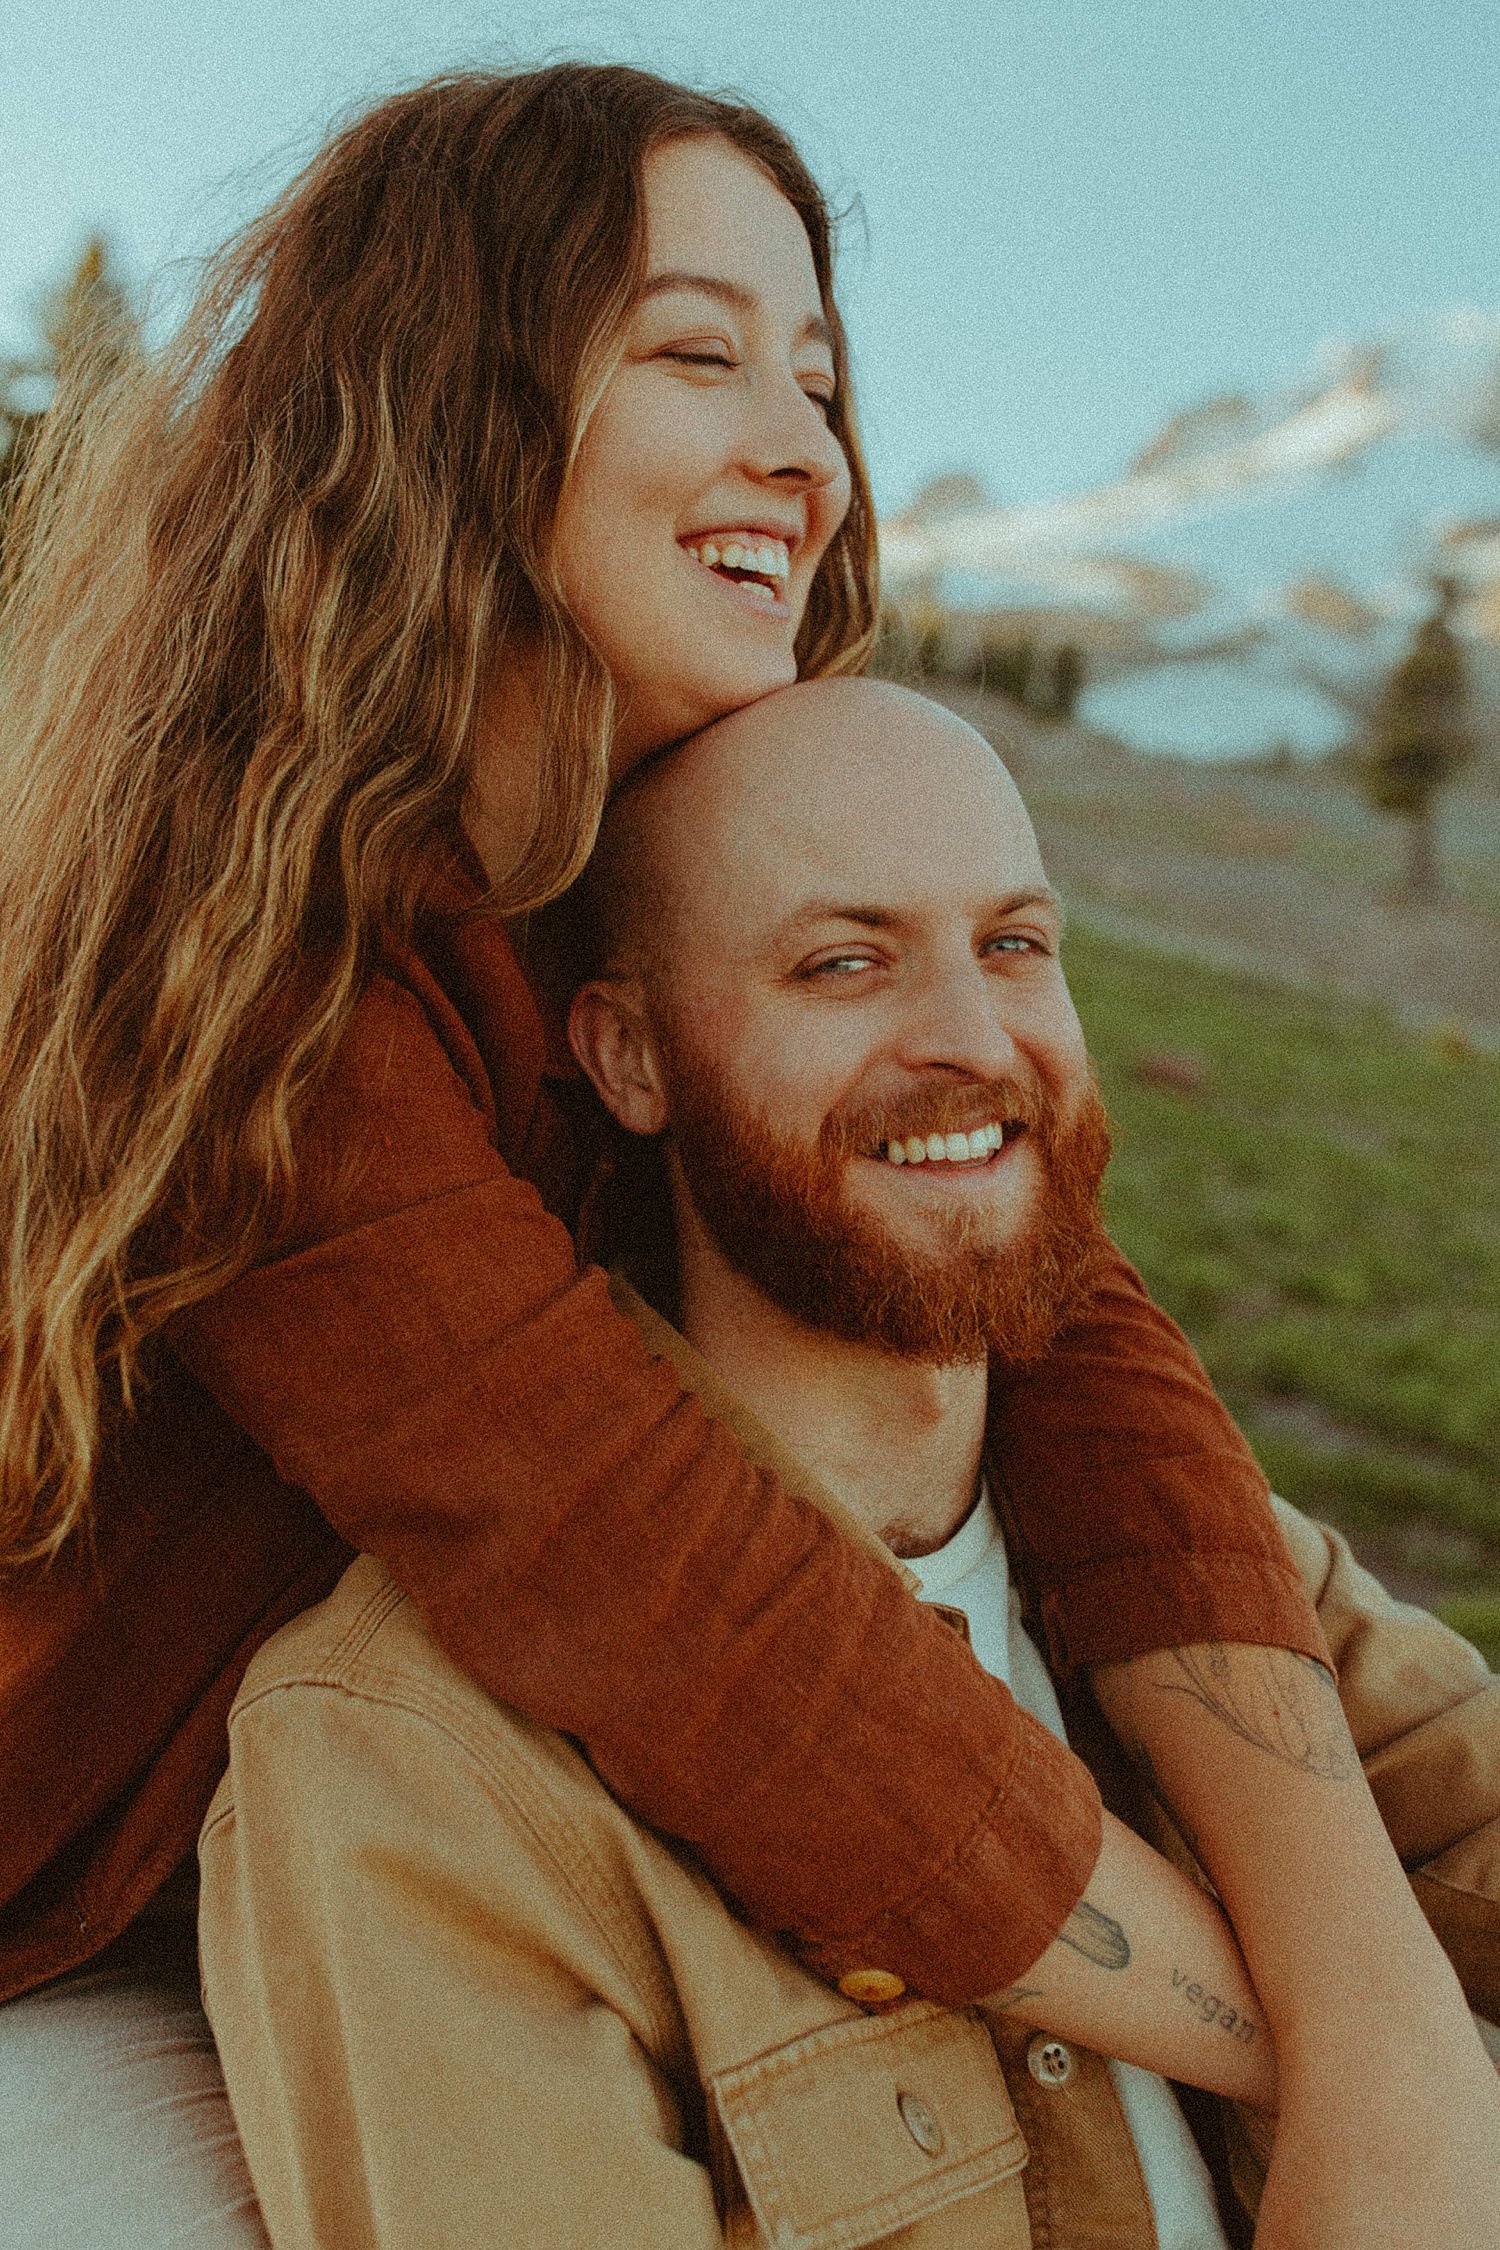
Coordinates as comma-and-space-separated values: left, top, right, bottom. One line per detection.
198, 1678, 727, 2250
989, 1251, 1328, 1677
172, 971, 1100, 2009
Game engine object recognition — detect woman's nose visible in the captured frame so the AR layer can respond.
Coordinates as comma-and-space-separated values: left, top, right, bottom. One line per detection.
744, 377, 848, 493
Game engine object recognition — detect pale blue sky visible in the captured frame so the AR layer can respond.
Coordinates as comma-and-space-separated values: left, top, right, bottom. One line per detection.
3, 0, 1497, 513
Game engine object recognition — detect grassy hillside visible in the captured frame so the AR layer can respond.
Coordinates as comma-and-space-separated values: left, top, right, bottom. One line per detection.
1065, 920, 1500, 1659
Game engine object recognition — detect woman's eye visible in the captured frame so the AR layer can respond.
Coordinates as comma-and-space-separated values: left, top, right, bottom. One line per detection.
985, 932, 1048, 958
666, 350, 736, 370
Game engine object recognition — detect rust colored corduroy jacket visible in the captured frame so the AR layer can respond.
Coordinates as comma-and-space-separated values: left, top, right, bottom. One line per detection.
0, 885, 1325, 2007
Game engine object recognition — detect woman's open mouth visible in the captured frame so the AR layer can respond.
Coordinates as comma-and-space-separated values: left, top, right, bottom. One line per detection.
681, 532, 791, 611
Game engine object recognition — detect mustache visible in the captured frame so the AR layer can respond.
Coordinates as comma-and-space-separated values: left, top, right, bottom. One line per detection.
819, 1075, 1047, 1160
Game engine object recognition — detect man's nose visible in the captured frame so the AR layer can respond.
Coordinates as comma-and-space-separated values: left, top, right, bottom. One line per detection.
895, 960, 1024, 1082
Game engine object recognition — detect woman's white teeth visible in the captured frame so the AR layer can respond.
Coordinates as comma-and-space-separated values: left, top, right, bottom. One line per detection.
883, 1122, 1005, 1166
686, 536, 791, 580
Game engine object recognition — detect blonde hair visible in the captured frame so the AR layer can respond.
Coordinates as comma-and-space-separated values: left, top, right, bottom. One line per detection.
0, 64, 878, 1565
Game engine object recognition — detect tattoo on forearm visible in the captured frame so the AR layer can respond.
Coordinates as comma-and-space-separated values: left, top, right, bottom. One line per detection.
1156, 1645, 1353, 1782
1172, 1965, 1259, 2044
991, 1985, 1043, 2010
1060, 1900, 1131, 1970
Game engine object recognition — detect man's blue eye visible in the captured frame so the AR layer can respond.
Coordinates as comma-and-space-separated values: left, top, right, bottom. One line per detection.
801, 955, 872, 979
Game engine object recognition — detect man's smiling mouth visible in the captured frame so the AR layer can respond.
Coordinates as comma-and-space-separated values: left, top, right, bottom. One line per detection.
875, 1119, 1027, 1167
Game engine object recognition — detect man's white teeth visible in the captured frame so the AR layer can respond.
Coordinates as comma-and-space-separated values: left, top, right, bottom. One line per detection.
686, 536, 791, 580
883, 1122, 1006, 1166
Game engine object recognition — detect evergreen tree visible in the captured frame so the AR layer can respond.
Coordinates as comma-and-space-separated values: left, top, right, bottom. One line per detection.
977, 628, 1034, 708
2, 234, 135, 537
1361, 582, 1476, 901
1049, 642, 1084, 721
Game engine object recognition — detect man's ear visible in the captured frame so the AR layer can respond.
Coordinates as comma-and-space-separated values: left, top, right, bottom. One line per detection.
568, 979, 669, 1137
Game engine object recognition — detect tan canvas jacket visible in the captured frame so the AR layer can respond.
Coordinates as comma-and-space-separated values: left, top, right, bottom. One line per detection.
199, 1297, 1500, 2250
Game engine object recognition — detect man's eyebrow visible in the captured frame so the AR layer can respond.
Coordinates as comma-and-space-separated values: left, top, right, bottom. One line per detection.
637, 270, 834, 352
777, 887, 1064, 941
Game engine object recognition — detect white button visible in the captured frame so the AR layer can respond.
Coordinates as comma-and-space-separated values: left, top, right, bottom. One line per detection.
897, 2090, 944, 2155
1026, 2034, 1074, 2088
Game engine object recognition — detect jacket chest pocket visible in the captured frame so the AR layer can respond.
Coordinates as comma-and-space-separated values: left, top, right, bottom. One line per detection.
707, 2002, 1030, 2250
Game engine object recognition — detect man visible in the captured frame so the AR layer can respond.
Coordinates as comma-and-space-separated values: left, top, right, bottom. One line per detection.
200, 682, 1500, 2248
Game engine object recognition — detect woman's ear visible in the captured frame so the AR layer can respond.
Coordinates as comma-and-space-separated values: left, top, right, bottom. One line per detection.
568, 980, 669, 1136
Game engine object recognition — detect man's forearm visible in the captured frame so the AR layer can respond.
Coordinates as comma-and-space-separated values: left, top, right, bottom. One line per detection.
987, 1806, 1277, 2108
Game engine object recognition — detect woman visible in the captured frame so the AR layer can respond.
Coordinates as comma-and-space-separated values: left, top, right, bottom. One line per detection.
0, 63, 1328, 2237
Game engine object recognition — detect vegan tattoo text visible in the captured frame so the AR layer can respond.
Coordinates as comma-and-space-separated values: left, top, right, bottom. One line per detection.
1172, 1965, 1259, 2043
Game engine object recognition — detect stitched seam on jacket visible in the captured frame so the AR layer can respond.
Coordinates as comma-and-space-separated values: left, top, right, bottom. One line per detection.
719, 2011, 1023, 2246
226, 1572, 408, 1700
225, 1669, 683, 2055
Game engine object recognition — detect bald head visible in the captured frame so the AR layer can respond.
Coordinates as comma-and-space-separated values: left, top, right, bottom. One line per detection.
584, 678, 1048, 997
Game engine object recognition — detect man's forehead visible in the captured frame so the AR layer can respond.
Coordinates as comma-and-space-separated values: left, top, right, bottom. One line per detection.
669, 683, 1046, 934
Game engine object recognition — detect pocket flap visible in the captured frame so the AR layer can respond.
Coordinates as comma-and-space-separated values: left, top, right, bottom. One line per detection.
709, 2004, 1026, 2250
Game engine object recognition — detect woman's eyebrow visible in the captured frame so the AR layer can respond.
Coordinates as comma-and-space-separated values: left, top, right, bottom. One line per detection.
638, 270, 833, 351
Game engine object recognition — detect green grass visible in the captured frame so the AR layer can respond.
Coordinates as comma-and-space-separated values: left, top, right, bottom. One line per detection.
1064, 920, 1500, 1610
1428, 1594, 1500, 1671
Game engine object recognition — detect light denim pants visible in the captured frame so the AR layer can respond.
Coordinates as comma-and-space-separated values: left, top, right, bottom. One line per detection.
0, 1953, 268, 2246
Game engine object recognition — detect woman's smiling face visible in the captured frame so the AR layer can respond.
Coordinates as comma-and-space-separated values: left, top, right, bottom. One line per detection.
554, 134, 853, 776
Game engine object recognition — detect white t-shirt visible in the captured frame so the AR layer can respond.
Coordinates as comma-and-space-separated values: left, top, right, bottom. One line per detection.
908, 1484, 1232, 2250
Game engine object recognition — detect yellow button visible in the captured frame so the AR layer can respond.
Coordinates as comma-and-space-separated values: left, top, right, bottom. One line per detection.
838, 1968, 907, 2005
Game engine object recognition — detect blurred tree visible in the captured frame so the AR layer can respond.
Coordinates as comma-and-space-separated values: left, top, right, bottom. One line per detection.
872, 609, 1082, 723
971, 630, 1083, 722
2, 234, 136, 537
1360, 581, 1477, 902
40, 233, 134, 370
977, 628, 1034, 707
1049, 642, 1084, 721
911, 607, 946, 680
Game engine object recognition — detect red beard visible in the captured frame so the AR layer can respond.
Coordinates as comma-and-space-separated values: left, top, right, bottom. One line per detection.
661, 1053, 1114, 1365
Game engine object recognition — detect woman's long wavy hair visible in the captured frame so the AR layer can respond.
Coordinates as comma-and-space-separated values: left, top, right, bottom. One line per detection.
0, 64, 878, 1566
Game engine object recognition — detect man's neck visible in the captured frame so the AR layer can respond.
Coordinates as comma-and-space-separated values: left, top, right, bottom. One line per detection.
675, 1213, 988, 1559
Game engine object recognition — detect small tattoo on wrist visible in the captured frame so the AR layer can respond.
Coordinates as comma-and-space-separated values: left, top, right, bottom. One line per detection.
1061, 1900, 1131, 1970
